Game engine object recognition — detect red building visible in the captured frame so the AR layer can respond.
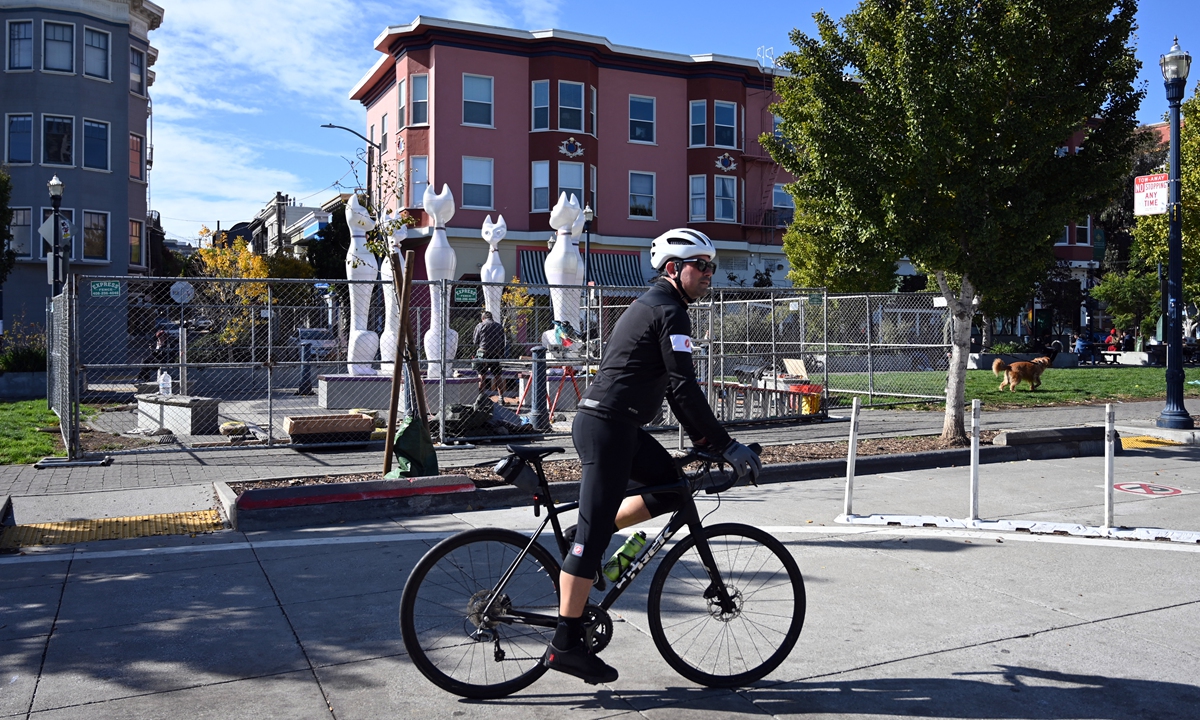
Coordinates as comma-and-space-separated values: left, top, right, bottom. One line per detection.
350, 16, 793, 287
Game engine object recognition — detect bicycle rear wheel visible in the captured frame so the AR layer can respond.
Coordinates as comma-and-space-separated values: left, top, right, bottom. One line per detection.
647, 523, 805, 687
400, 528, 561, 699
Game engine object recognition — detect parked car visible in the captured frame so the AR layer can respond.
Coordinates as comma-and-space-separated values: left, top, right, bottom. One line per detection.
289, 328, 339, 359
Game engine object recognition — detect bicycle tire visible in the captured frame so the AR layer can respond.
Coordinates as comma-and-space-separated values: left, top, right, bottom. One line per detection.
400, 528, 561, 699
647, 523, 805, 687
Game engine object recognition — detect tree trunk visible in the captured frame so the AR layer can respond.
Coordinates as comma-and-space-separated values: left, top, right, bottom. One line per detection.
937, 271, 976, 445
980, 312, 993, 350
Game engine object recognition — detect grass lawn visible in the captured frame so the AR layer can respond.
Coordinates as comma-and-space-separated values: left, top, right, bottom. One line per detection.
960, 366, 1200, 409
0, 399, 63, 465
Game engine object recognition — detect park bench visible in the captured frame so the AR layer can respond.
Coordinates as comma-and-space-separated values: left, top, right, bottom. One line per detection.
1099, 351, 1122, 365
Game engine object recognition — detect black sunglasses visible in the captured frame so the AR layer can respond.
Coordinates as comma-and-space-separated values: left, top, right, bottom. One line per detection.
679, 258, 718, 273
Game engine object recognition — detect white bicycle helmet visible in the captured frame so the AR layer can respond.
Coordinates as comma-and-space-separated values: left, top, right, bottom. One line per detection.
650, 228, 716, 271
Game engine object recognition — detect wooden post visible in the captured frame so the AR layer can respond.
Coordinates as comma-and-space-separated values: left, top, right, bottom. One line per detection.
383, 251, 422, 474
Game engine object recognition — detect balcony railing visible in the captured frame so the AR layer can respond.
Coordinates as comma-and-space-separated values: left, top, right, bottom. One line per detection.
744, 208, 794, 228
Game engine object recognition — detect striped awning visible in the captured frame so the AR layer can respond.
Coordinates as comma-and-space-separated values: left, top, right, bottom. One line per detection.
518, 249, 647, 292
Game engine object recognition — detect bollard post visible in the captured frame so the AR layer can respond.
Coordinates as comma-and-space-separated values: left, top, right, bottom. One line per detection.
843, 396, 861, 516
529, 345, 550, 431
1103, 403, 1115, 530
295, 342, 313, 396
969, 399, 980, 521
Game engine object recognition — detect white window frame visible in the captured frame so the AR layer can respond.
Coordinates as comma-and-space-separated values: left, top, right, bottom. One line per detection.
531, 79, 549, 131
380, 114, 388, 154
129, 218, 143, 266
397, 78, 407, 128
589, 86, 597, 136
40, 207, 75, 260
42, 20, 74, 74
772, 184, 794, 227
81, 209, 110, 262
7, 207, 33, 258
461, 156, 494, 210
772, 114, 783, 140
714, 100, 737, 149
42, 113, 73, 167
83, 26, 110, 81
559, 80, 584, 132
714, 175, 737, 222
129, 47, 146, 96
129, 131, 145, 181
410, 74, 429, 126
396, 158, 406, 208
689, 100, 706, 148
589, 164, 597, 215
81, 117, 110, 171
7, 20, 34, 72
462, 73, 494, 128
5, 113, 34, 165
629, 95, 656, 145
558, 161, 584, 205
629, 171, 656, 220
531, 160, 550, 212
689, 174, 706, 222
1074, 216, 1091, 246
409, 155, 428, 207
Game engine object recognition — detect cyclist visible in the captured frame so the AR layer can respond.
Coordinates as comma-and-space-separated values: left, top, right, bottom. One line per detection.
543, 228, 763, 684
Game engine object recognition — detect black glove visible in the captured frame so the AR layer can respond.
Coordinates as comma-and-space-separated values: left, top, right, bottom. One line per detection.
722, 441, 762, 483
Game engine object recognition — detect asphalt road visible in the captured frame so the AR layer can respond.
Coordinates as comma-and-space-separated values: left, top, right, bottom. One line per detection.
3, 444, 1198, 719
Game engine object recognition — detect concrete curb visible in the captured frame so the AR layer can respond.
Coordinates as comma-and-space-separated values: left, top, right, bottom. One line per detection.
216, 437, 1120, 532
0, 494, 11, 526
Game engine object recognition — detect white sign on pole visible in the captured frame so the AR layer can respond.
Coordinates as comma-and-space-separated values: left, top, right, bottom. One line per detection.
1134, 173, 1169, 216
170, 280, 196, 304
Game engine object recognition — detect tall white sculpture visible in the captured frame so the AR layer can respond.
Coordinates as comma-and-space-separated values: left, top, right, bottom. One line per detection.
480, 214, 507, 320
542, 192, 585, 349
379, 211, 408, 376
422, 184, 458, 378
345, 194, 379, 375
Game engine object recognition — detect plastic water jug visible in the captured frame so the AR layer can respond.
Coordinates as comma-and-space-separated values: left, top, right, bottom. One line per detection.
158, 371, 172, 396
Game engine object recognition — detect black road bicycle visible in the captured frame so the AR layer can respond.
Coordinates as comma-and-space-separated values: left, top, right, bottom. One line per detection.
399, 443, 806, 699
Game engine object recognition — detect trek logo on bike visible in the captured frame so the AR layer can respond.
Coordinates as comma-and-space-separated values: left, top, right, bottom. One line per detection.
571, 543, 585, 557
670, 335, 694, 353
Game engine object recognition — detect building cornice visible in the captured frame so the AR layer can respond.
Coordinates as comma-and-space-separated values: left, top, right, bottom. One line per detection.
0, 0, 163, 36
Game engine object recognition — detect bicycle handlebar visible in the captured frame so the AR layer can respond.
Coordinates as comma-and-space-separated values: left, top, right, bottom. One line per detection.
680, 442, 761, 495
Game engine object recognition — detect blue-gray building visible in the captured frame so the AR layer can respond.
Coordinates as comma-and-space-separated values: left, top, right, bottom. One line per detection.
1, 0, 163, 330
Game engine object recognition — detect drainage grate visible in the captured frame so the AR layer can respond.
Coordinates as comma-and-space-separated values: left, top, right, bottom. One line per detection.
0, 510, 225, 548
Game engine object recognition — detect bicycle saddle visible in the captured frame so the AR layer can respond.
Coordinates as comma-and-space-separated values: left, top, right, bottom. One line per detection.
506, 444, 564, 462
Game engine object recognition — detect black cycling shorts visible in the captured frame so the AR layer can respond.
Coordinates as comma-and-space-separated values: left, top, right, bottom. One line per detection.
561, 411, 682, 579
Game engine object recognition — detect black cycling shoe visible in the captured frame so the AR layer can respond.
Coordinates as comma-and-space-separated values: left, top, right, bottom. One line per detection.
561, 524, 606, 590
542, 642, 619, 684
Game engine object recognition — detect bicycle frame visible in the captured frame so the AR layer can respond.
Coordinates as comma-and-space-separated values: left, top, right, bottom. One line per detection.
480, 458, 737, 630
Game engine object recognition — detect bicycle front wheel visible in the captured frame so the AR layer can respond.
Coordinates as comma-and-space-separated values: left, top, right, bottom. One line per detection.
399, 528, 561, 699
647, 523, 805, 687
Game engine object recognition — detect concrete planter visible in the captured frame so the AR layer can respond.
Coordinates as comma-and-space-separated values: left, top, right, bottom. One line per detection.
969, 353, 1078, 369
0, 371, 48, 400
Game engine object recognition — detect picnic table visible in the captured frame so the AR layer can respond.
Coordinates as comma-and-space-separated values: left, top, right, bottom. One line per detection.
1099, 351, 1122, 365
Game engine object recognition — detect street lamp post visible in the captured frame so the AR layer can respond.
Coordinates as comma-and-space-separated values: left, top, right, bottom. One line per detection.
1158, 37, 1194, 429
47, 175, 64, 296
583, 204, 594, 285
321, 123, 383, 213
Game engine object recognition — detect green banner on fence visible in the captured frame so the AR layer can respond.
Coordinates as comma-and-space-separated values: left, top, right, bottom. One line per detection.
90, 281, 121, 298
454, 287, 478, 304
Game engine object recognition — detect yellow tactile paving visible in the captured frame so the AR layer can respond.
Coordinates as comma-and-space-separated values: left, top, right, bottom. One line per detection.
0, 510, 225, 549
1122, 435, 1183, 449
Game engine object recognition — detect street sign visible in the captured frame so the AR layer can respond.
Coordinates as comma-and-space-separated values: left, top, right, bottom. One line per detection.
454, 286, 479, 304
170, 280, 196, 304
40, 215, 73, 287
90, 281, 121, 298
1113, 482, 1183, 496
1134, 173, 1169, 216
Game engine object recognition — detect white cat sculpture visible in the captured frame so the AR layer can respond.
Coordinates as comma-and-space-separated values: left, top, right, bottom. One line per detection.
480, 214, 507, 321
379, 211, 407, 376
422, 184, 458, 378
344, 194, 379, 375
542, 192, 585, 350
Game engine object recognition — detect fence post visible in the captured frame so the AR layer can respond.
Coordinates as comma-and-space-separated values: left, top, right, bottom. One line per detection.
823, 291, 829, 408
707, 295, 716, 411
267, 283, 274, 447
866, 295, 874, 405
843, 396, 861, 516
68, 282, 79, 459
969, 398, 980, 521
1103, 403, 1115, 530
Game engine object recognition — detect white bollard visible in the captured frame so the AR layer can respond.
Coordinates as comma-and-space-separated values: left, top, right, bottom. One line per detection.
1103, 403, 1115, 530
969, 399, 980, 522
843, 397, 861, 516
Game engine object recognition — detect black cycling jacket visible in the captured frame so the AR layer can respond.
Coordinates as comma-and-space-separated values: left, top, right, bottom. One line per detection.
579, 279, 731, 450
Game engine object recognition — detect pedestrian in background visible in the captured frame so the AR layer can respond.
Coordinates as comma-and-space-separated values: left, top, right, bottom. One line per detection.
472, 311, 506, 396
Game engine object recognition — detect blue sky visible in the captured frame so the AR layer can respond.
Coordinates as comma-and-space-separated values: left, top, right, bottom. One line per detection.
150, 0, 1200, 244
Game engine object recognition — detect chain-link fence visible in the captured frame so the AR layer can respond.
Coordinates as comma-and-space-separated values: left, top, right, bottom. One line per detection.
55, 275, 950, 456
47, 293, 76, 457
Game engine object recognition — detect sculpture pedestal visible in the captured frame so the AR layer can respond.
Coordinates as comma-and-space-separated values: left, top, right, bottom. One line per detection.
135, 393, 221, 436
318, 374, 480, 411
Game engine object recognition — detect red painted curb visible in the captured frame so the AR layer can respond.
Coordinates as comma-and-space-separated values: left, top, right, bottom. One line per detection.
236, 482, 476, 511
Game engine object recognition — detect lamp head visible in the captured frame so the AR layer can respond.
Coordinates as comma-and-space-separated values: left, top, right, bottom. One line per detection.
47, 175, 64, 198
583, 204, 594, 223
1161, 37, 1191, 82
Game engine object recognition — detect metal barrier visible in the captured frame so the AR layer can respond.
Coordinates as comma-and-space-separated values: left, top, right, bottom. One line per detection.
57, 274, 951, 454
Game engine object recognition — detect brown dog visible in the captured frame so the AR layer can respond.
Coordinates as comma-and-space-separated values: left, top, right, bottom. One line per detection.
992, 357, 1047, 392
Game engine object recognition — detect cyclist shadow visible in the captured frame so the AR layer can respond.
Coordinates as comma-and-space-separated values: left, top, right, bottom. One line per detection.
472, 665, 1200, 718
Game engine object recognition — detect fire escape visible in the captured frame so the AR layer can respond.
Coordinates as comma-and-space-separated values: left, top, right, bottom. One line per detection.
742, 47, 784, 248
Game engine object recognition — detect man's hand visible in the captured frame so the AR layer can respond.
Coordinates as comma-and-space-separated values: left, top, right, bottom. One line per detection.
722, 441, 762, 483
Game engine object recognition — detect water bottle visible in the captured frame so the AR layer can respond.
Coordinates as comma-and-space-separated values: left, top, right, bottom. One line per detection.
602, 531, 647, 582
158, 370, 172, 396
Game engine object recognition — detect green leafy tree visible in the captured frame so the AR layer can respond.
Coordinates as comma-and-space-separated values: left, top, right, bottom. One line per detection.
308, 201, 351, 280
1089, 269, 1159, 336
765, 0, 1142, 441
0, 168, 17, 288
